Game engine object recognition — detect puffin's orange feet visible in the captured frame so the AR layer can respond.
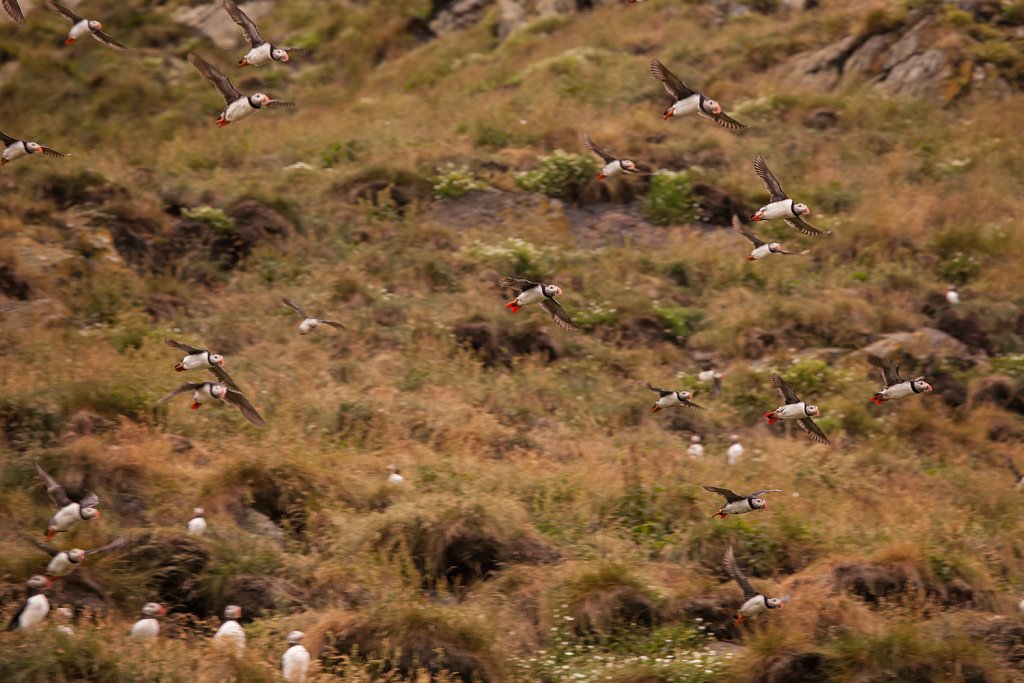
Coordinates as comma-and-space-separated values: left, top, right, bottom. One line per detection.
238, 60, 249, 67
65, 37, 75, 45
746, 256, 756, 261
734, 615, 744, 627
174, 363, 185, 372
216, 119, 230, 128
45, 530, 55, 541
190, 402, 200, 410
751, 214, 763, 222
505, 301, 521, 312
651, 405, 661, 413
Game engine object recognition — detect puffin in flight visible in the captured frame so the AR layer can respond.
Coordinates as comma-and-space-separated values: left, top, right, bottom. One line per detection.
188, 52, 294, 127
34, 461, 100, 540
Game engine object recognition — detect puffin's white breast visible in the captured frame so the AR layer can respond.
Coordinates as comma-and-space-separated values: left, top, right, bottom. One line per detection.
18, 595, 50, 630
739, 594, 767, 616
51, 503, 82, 532
282, 644, 311, 682
758, 200, 794, 221
773, 403, 808, 420
187, 517, 208, 535
671, 94, 700, 115
130, 617, 160, 639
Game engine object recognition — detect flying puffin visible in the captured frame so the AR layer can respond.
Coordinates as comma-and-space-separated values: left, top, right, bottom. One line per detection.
282, 297, 345, 335
649, 59, 746, 130
23, 534, 130, 578
223, 0, 309, 67
187, 508, 208, 536
130, 602, 166, 639
751, 155, 829, 236
499, 275, 577, 332
1, 131, 68, 166
867, 356, 932, 404
724, 546, 789, 626
697, 364, 723, 399
1007, 458, 1024, 491
732, 215, 809, 261
187, 52, 294, 127
5, 576, 51, 631
646, 382, 703, 413
704, 486, 782, 519
214, 605, 246, 654
765, 372, 830, 445
281, 631, 311, 682
581, 132, 653, 180
164, 338, 238, 389
44, 0, 128, 50
34, 461, 101, 540
2, 0, 25, 24
156, 381, 267, 428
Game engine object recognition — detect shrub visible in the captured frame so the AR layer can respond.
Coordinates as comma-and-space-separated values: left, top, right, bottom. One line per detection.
515, 150, 597, 202
644, 173, 698, 227
432, 163, 486, 199
181, 206, 235, 236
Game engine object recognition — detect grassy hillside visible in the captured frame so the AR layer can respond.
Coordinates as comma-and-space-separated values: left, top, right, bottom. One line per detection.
2, 0, 1024, 681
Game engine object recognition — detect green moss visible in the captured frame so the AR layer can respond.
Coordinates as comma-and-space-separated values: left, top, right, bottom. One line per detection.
644, 173, 698, 227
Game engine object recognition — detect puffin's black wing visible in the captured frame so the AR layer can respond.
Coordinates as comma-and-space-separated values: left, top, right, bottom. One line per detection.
732, 215, 764, 248
499, 274, 538, 294
263, 99, 295, 110
582, 132, 616, 164
2, 0, 25, 24
5, 600, 29, 631
43, 0, 81, 23
208, 366, 240, 392
724, 546, 759, 600
223, 0, 265, 47
281, 297, 308, 319
771, 372, 800, 405
164, 338, 204, 355
79, 491, 100, 509
797, 418, 831, 446
0, 131, 17, 146
188, 52, 242, 105
85, 535, 130, 556
753, 155, 787, 203
649, 59, 694, 100
319, 320, 346, 330
868, 356, 903, 387
784, 216, 827, 238
540, 299, 578, 332
646, 382, 673, 398
91, 29, 129, 51
222, 389, 267, 428
37, 146, 68, 158
703, 485, 743, 503
748, 489, 783, 498
706, 109, 747, 131
678, 396, 704, 411
156, 382, 206, 405
34, 462, 71, 509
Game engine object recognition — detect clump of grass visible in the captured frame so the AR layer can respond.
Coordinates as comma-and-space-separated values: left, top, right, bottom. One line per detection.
515, 150, 596, 202
433, 163, 487, 199
181, 206, 236, 236
644, 173, 698, 227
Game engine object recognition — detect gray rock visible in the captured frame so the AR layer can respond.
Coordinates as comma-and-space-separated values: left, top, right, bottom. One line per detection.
860, 327, 974, 365
173, 1, 272, 51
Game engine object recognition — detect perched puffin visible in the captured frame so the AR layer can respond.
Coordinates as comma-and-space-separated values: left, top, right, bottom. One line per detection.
44, 0, 128, 50
387, 464, 405, 485
732, 215, 809, 261
187, 52, 294, 127
34, 461, 100, 540
1, 131, 68, 166
867, 356, 932, 404
687, 435, 705, 458
946, 285, 961, 305
5, 575, 51, 631
223, 0, 309, 67
646, 382, 703, 413
649, 59, 746, 130
130, 602, 166, 639
164, 338, 238, 389
581, 132, 653, 180
282, 297, 345, 335
214, 605, 246, 654
1007, 458, 1024, 491
751, 155, 828, 237
704, 486, 782, 519
281, 630, 311, 682
156, 381, 267, 428
725, 546, 789, 626
697, 364, 723, 399
499, 275, 577, 332
726, 434, 744, 466
765, 372, 830, 445
187, 508, 208, 536
2, 0, 25, 24
23, 534, 130, 578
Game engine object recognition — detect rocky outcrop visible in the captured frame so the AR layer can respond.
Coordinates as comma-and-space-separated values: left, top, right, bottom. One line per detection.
422, 0, 621, 40
172, 1, 272, 50
860, 327, 976, 366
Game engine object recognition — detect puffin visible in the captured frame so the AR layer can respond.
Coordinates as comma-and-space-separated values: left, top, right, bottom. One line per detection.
387, 464, 405, 485
281, 631, 311, 682
5, 575, 51, 631
223, 0, 309, 67
130, 602, 166, 639
54, 606, 75, 635
867, 356, 932, 404
23, 534, 130, 578
156, 381, 267, 428
34, 461, 100, 540
1, 131, 68, 166
765, 372, 830, 445
646, 382, 703, 413
581, 132, 653, 180
187, 508, 208, 536
1007, 458, 1024, 491
946, 285, 961, 305
164, 338, 238, 389
751, 155, 828, 236
282, 297, 345, 335
732, 215, 809, 261
697, 364, 723, 399
687, 435, 704, 458
214, 605, 246, 654
726, 434, 744, 466
725, 546, 789, 626
44, 0, 128, 50
2, 0, 25, 24
499, 275, 577, 332
704, 486, 782, 519
649, 59, 746, 130
187, 52, 294, 127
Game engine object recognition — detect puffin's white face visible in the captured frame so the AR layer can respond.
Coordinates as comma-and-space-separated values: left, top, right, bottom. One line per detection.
622, 160, 636, 171
252, 93, 271, 106
914, 380, 933, 393
82, 508, 100, 521
769, 242, 782, 251
794, 203, 810, 216
210, 354, 224, 366
89, 20, 102, 30
211, 384, 228, 399
272, 48, 289, 62
26, 142, 42, 154
27, 575, 51, 590
142, 602, 166, 617
68, 549, 86, 562
702, 98, 722, 115
752, 498, 766, 511
542, 284, 563, 298
679, 391, 693, 400
766, 597, 784, 608
193, 507, 205, 517
806, 405, 821, 417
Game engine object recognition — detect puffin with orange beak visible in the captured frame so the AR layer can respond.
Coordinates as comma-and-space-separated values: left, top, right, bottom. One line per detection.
649, 58, 746, 129
164, 338, 239, 389
223, 0, 309, 67
44, 0, 129, 50
703, 486, 782, 519
867, 356, 932, 404
5, 576, 51, 631
751, 155, 829, 237
581, 132, 654, 180
725, 546, 789, 626
35, 462, 100, 541
1, 131, 68, 166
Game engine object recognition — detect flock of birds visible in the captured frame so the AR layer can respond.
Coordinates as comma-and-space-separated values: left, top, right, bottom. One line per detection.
1, 0, 1018, 672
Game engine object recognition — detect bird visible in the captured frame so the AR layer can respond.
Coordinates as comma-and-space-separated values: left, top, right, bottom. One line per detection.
156, 381, 267, 428
946, 285, 961, 305
499, 275, 577, 332
213, 605, 246, 654
697, 364, 723, 399
1008, 458, 1024, 491
765, 372, 830, 445
164, 338, 238, 389
751, 155, 828, 237
223, 0, 309, 67
704, 486, 782, 519
2, 0, 25, 25
187, 52, 294, 127
646, 382, 703, 413
687, 435, 705, 458
44, 0, 128, 50
282, 297, 345, 335
5, 576, 51, 631
649, 59, 746, 130
187, 508, 208, 536
34, 461, 100, 540
1, 131, 68, 166
867, 357, 932, 404
54, 606, 75, 635
726, 434, 744, 466
281, 631, 311, 682
581, 132, 653, 180
732, 215, 809, 261
23, 534, 130, 578
130, 602, 166, 640
387, 464, 405, 485
724, 546, 789, 626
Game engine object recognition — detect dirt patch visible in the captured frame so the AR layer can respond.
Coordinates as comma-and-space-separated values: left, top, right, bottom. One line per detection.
453, 320, 560, 367
832, 560, 976, 608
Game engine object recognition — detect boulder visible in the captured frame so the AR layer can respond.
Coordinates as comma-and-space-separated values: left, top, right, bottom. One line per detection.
0, 263, 31, 300
172, 1, 272, 50
859, 327, 975, 366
